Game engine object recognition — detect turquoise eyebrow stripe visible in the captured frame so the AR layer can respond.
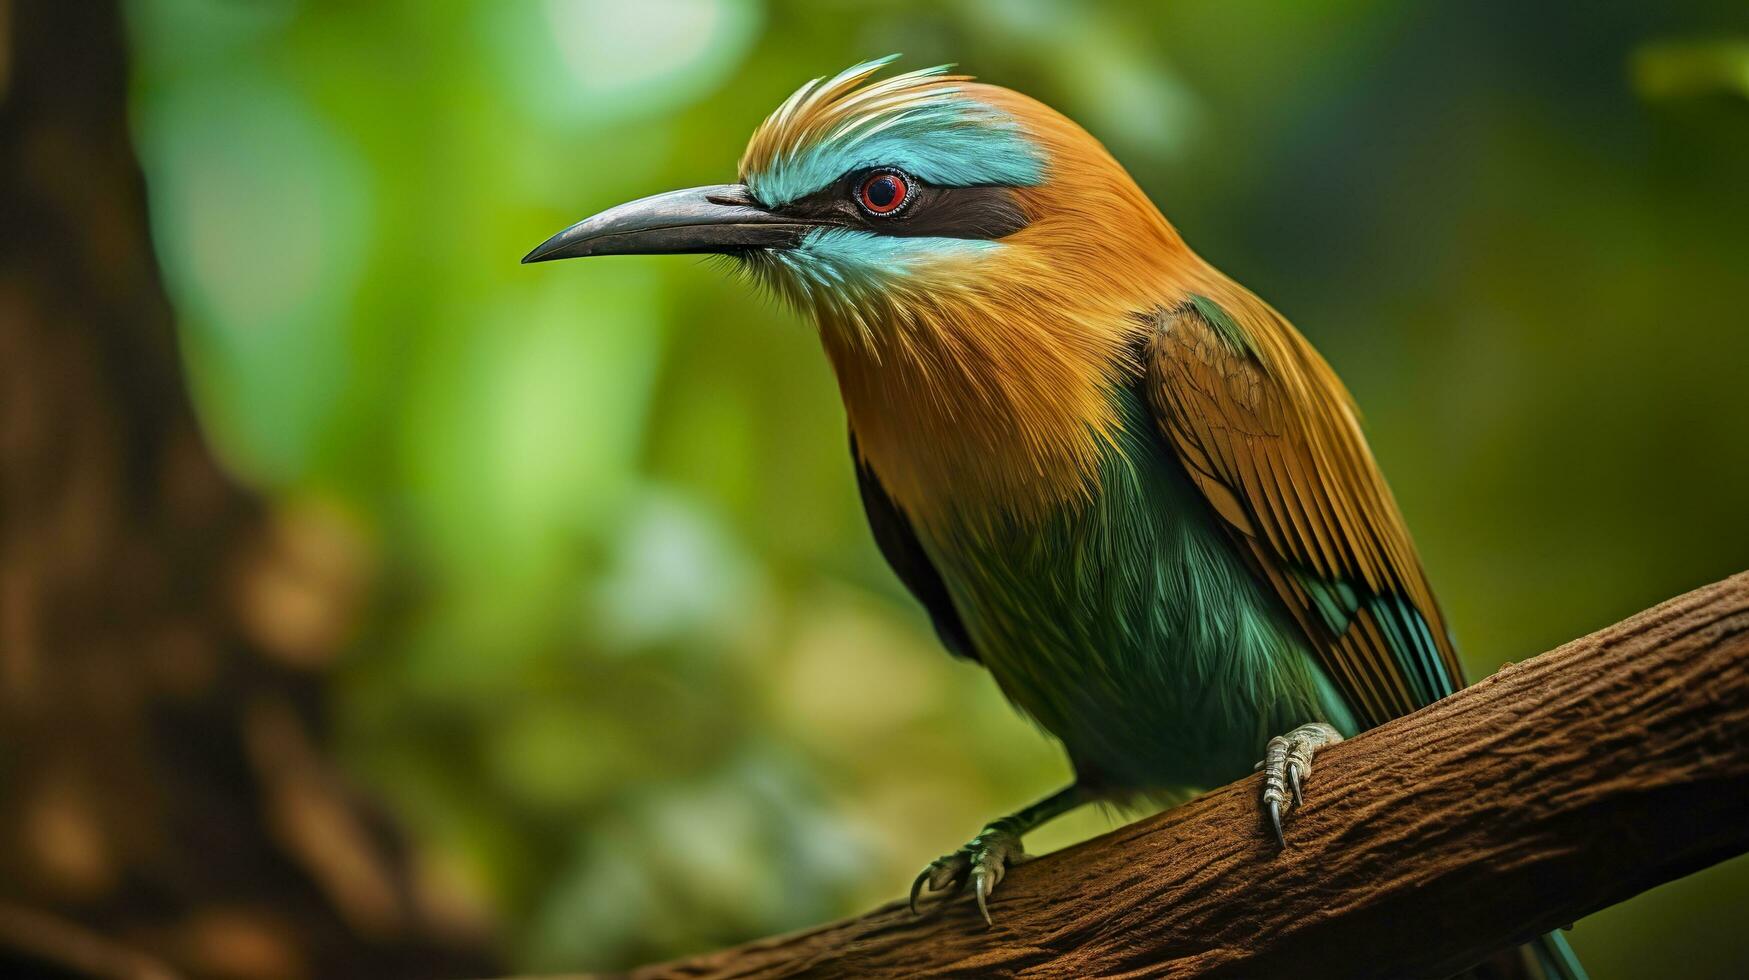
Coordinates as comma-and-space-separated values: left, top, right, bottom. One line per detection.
744, 79, 1045, 206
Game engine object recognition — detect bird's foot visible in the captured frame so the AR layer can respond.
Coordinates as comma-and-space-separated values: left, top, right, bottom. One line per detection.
908, 826, 1032, 925
1258, 721, 1343, 847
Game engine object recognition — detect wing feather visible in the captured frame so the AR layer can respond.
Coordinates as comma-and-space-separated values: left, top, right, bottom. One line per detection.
1147, 298, 1462, 727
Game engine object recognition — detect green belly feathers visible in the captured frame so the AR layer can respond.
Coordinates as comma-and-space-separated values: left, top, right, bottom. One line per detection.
923, 386, 1357, 791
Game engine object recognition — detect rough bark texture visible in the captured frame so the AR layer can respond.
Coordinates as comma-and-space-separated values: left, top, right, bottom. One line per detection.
634, 572, 1749, 980
0, 4, 494, 978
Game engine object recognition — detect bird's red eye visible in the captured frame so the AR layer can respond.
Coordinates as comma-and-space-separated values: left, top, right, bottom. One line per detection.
857, 171, 909, 215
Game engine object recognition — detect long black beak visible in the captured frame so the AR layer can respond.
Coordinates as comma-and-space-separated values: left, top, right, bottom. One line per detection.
521, 184, 808, 263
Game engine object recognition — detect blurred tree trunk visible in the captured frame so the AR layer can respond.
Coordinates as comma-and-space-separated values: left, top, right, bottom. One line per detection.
0, 4, 495, 978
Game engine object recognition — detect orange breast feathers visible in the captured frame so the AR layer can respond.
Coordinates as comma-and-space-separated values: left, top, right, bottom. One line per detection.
823, 85, 1203, 528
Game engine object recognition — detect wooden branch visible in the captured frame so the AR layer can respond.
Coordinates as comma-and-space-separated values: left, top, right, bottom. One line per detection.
636, 572, 1749, 979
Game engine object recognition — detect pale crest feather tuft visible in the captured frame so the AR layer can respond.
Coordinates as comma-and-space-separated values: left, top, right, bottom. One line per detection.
740, 57, 1030, 203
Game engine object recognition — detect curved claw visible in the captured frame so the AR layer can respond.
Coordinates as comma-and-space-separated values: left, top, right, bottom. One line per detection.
910, 828, 1029, 923
1288, 765, 1303, 808
908, 868, 930, 915
1267, 799, 1285, 848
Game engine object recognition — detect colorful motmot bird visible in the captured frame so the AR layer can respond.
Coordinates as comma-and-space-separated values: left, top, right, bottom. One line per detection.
526, 58, 1586, 979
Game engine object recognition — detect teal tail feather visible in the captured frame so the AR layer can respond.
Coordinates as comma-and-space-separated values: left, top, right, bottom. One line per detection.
1529, 931, 1588, 980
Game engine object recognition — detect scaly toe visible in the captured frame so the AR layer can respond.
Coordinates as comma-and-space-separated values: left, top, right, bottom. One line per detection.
911, 829, 1026, 921
927, 857, 964, 891
1257, 722, 1342, 849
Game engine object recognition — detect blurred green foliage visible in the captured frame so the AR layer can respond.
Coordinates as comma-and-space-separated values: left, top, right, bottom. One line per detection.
125, 0, 1749, 974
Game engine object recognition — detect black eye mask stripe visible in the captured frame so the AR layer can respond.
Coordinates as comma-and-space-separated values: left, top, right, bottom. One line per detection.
767, 172, 1030, 241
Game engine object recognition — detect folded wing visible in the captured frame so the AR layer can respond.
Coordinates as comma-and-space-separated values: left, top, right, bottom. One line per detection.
1143, 296, 1463, 727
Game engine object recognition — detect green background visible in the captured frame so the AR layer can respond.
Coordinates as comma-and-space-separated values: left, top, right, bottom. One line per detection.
124, 0, 1749, 974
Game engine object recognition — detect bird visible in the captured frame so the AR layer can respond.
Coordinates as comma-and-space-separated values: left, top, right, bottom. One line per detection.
523, 57, 1586, 979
